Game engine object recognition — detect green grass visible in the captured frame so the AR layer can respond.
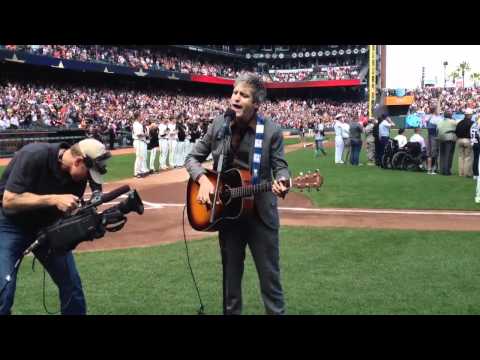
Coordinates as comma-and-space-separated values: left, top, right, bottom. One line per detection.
287, 141, 480, 210
1, 131, 478, 210
12, 227, 480, 315
103, 154, 136, 182
283, 135, 334, 146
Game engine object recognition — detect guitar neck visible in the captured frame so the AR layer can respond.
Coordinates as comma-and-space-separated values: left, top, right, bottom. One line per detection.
229, 182, 272, 199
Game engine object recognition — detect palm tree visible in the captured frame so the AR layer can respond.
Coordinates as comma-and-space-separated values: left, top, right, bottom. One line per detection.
457, 61, 471, 88
470, 72, 480, 88
450, 70, 460, 86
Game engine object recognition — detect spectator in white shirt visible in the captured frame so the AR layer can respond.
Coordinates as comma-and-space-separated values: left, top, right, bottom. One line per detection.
394, 128, 408, 149
409, 127, 427, 152
0, 115, 9, 130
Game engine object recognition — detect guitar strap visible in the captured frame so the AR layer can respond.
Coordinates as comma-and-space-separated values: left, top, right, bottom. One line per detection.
252, 115, 265, 185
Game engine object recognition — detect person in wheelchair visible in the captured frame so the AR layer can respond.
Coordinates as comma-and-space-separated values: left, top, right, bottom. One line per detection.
394, 128, 408, 149
403, 128, 428, 171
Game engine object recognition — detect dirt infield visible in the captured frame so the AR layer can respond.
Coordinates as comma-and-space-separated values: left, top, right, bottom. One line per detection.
3, 142, 477, 253
71, 142, 480, 253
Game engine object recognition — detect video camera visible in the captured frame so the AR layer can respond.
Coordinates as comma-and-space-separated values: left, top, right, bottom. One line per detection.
24, 185, 144, 256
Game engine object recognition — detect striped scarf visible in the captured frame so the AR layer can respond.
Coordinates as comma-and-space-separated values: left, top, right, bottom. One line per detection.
252, 115, 265, 185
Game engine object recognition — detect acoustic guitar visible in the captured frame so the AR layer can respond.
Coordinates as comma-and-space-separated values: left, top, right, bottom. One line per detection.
187, 168, 323, 231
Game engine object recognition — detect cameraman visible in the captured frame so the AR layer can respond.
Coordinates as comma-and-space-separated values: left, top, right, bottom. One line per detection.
0, 138, 111, 315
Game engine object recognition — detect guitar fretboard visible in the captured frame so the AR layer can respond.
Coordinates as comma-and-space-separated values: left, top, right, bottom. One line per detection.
229, 182, 272, 199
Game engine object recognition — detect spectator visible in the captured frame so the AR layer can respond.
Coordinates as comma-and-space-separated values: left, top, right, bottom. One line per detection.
349, 118, 363, 166
313, 119, 327, 157
394, 128, 408, 149
409, 127, 427, 152
455, 108, 474, 177
437, 110, 457, 176
378, 114, 395, 164
364, 117, 376, 166
341, 118, 351, 164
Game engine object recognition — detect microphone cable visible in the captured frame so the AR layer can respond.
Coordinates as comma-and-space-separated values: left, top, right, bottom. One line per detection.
31, 252, 74, 315
182, 204, 205, 315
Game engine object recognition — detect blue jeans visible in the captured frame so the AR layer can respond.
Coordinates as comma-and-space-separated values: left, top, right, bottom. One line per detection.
315, 139, 327, 156
0, 210, 86, 315
350, 139, 363, 165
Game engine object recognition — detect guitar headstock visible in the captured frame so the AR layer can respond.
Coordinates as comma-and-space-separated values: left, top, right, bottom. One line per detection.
292, 169, 323, 192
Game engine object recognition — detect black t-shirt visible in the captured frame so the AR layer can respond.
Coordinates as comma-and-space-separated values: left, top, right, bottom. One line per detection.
455, 119, 472, 139
0, 142, 87, 231
148, 127, 159, 149
177, 122, 186, 142
189, 124, 201, 143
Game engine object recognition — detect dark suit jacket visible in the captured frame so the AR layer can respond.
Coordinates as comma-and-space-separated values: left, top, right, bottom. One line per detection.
185, 114, 289, 230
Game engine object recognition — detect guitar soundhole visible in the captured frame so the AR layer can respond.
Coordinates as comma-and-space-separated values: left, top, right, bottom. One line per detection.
221, 186, 232, 206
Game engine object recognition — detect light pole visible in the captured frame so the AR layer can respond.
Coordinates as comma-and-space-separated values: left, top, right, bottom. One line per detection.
443, 61, 448, 88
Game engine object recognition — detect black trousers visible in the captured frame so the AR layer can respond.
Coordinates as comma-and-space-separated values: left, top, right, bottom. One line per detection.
438, 140, 456, 175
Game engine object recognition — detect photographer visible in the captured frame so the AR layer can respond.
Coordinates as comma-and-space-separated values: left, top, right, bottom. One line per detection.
0, 138, 111, 315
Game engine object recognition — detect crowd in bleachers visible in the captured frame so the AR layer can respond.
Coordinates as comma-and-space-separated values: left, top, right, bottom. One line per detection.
2, 45, 363, 83
409, 86, 480, 115
383, 86, 480, 115
0, 80, 367, 135
263, 99, 367, 130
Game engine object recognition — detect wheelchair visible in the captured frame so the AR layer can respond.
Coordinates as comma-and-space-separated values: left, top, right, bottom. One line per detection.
381, 138, 400, 169
391, 142, 426, 171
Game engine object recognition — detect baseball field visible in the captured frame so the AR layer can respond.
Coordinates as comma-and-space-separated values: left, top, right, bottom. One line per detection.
3, 137, 480, 315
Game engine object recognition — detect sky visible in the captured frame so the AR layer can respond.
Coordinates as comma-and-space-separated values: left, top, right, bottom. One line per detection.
386, 45, 480, 89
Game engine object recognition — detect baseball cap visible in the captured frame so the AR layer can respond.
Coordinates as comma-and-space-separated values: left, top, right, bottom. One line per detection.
77, 138, 111, 184
335, 113, 344, 119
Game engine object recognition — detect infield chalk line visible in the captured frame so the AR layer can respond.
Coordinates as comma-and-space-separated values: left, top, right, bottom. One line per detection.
99, 200, 480, 217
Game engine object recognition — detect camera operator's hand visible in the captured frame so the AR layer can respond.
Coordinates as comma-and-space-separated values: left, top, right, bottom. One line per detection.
50, 194, 80, 213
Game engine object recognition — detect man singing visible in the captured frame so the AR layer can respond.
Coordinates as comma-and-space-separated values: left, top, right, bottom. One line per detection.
185, 73, 290, 315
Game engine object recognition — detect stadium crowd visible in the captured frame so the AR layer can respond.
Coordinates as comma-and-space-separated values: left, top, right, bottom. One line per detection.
2, 45, 363, 83
382, 86, 480, 116
409, 87, 480, 115
0, 80, 368, 134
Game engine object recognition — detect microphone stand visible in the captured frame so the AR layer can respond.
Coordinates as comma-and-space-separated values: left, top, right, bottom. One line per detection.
210, 120, 231, 315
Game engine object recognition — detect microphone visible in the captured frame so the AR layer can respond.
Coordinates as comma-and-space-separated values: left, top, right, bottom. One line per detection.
217, 108, 235, 140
